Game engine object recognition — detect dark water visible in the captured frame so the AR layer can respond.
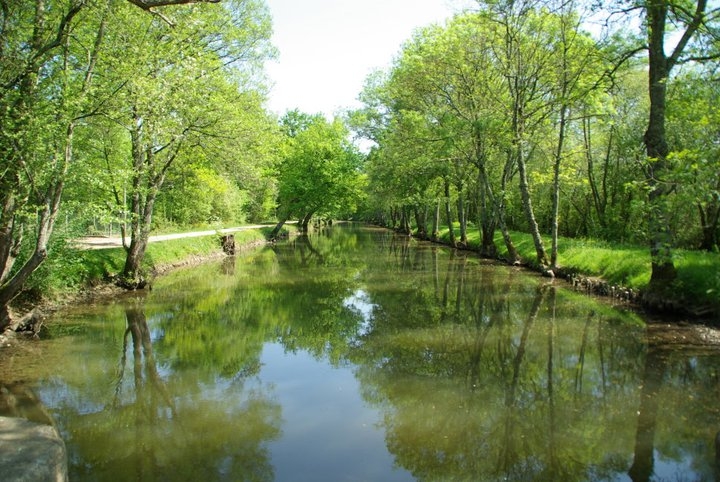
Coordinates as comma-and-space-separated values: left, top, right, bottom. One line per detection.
2, 225, 719, 481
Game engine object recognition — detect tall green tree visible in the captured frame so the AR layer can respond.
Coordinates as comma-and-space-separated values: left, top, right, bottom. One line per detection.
0, 0, 231, 330
0, 1, 103, 329
666, 69, 720, 251
269, 111, 365, 239
643, 0, 720, 289
600, 0, 720, 291
86, 0, 274, 287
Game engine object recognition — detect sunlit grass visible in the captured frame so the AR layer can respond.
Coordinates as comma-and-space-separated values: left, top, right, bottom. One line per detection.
434, 224, 720, 311
31, 227, 275, 298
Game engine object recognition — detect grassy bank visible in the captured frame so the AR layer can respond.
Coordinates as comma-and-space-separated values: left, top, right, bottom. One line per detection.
436, 226, 720, 317
22, 222, 720, 319
25, 227, 277, 302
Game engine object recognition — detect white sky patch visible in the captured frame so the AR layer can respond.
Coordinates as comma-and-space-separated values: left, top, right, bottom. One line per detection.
264, 0, 473, 117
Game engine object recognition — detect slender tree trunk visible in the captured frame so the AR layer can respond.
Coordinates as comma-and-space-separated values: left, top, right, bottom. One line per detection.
508, 57, 547, 267
390, 207, 399, 229
517, 144, 548, 267
497, 155, 519, 263
444, 177, 456, 247
399, 208, 411, 235
477, 165, 497, 258
551, 103, 568, 269
698, 202, 720, 251
414, 207, 427, 239
300, 212, 313, 232
457, 183, 468, 247
585, 116, 611, 231
431, 199, 440, 241
269, 216, 289, 240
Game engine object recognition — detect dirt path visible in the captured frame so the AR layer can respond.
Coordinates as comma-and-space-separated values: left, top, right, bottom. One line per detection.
74, 225, 271, 250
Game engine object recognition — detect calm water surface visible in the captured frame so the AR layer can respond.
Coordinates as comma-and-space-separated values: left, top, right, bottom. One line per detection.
2, 225, 720, 481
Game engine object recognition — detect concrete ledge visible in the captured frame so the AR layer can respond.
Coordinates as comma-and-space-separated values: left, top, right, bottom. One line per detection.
0, 416, 67, 482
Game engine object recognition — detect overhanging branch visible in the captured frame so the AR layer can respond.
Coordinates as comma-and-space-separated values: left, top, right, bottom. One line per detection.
126, 0, 221, 9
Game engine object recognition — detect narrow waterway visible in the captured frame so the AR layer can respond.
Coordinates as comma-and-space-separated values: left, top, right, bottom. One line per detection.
2, 225, 719, 481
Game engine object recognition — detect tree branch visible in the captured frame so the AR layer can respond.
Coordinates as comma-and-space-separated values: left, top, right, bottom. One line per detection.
668, 0, 708, 69
125, 0, 221, 9
0, 1, 84, 93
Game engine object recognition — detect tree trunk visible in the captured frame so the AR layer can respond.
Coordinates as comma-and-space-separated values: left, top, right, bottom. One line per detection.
585, 116, 611, 231
120, 109, 169, 289
431, 199, 440, 242
0, 0, 64, 331
698, 202, 720, 251
122, 235, 150, 288
496, 154, 520, 263
269, 216, 289, 240
642, 0, 709, 287
121, 180, 156, 288
414, 207, 428, 239
477, 166, 498, 258
299, 212, 313, 233
644, 4, 677, 289
397, 208, 410, 235
0, 108, 75, 331
390, 207, 399, 229
444, 177, 456, 247
551, 103, 568, 269
457, 184, 468, 247
517, 144, 548, 267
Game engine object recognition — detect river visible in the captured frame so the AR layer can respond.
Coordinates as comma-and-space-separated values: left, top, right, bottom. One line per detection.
1, 224, 719, 481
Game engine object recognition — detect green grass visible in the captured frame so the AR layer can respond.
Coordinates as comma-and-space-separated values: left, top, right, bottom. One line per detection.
434, 224, 720, 313
25, 226, 284, 300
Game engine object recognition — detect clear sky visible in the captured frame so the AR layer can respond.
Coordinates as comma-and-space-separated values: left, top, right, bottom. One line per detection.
264, 0, 471, 117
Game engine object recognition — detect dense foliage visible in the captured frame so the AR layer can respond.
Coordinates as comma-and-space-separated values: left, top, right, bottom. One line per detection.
350, 0, 720, 286
0, 0, 363, 327
1, 0, 719, 328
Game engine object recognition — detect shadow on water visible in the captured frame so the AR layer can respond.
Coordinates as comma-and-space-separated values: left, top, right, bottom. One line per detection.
2, 224, 719, 481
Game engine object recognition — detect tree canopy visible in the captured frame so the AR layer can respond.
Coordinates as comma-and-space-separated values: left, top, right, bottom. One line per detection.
352, 0, 720, 292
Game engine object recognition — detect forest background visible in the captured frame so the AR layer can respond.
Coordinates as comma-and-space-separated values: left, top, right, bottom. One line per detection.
1, 0, 719, 331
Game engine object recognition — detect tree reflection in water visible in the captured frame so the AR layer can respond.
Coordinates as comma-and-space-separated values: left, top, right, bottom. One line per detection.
628, 347, 667, 482
63, 301, 282, 482
345, 228, 719, 481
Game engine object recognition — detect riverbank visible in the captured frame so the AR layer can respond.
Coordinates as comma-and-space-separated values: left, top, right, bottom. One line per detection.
426, 226, 720, 322
4, 222, 718, 340
3, 226, 282, 342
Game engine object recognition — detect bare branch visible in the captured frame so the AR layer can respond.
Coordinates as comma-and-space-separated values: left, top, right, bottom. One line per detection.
668, 0, 708, 69
125, 0, 221, 10
125, 0, 222, 26
680, 51, 720, 63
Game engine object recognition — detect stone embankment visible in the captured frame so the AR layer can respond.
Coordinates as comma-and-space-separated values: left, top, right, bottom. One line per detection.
0, 416, 67, 482
566, 273, 641, 303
